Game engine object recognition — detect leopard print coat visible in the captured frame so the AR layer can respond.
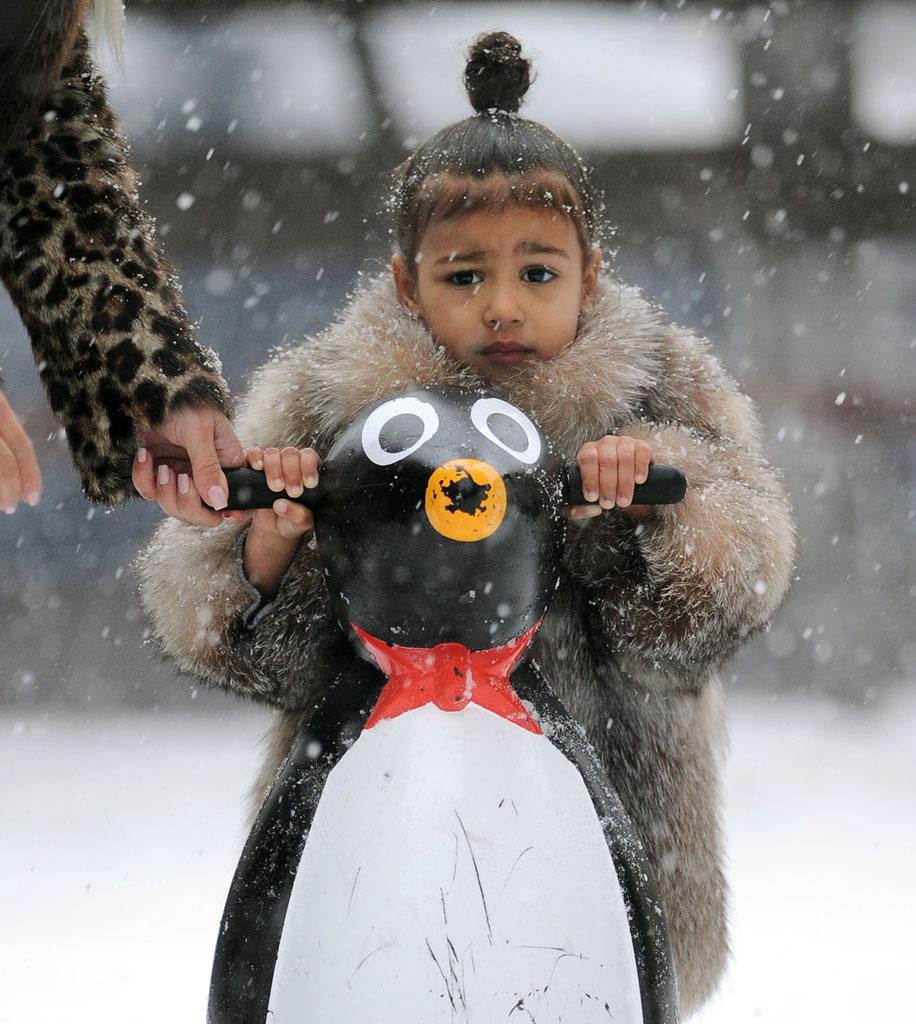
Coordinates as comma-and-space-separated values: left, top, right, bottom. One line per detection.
0, 9, 228, 503
138, 273, 797, 1015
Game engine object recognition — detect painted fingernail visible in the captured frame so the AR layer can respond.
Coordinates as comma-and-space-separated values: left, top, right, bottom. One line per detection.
137, 447, 148, 464
157, 465, 170, 486
305, 475, 319, 489
207, 485, 227, 510
177, 473, 190, 495
26, 491, 41, 506
275, 500, 288, 514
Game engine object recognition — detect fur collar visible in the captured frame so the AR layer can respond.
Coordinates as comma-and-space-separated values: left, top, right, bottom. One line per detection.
239, 272, 671, 458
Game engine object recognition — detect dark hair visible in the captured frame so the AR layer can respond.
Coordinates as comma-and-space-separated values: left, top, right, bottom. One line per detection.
389, 31, 602, 271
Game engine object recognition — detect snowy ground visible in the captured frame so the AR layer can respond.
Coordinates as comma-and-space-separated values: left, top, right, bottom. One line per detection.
2, 690, 913, 1023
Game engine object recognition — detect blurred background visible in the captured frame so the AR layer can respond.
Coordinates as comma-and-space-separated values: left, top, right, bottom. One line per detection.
1, 2, 914, 1022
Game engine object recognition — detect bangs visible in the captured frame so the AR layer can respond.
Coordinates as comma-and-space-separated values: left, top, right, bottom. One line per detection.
408, 171, 593, 259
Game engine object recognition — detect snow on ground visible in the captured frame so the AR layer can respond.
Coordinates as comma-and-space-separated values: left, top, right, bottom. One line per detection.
2, 691, 914, 1023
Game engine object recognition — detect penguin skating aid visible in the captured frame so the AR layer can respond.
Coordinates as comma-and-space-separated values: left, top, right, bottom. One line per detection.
213, 387, 683, 1023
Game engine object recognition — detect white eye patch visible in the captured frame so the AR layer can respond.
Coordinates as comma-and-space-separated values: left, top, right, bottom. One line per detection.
361, 397, 440, 466
470, 397, 542, 465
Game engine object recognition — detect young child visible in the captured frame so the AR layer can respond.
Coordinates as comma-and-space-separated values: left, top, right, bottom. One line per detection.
137, 31, 796, 1016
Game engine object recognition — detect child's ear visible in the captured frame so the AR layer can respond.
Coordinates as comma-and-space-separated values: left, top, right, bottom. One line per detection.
392, 254, 420, 315
580, 248, 602, 312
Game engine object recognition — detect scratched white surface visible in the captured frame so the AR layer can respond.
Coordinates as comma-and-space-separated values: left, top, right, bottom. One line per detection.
269, 703, 641, 1022
1, 691, 914, 1022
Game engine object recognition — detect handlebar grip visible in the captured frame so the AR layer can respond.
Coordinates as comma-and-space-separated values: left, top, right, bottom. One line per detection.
224, 467, 327, 510
564, 464, 687, 506
225, 463, 687, 510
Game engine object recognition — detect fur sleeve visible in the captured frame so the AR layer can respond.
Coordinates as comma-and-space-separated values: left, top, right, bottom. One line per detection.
136, 343, 346, 708
0, 29, 229, 503
566, 326, 797, 675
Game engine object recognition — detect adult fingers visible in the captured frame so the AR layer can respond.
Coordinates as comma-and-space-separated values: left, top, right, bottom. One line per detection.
0, 392, 41, 508
0, 436, 21, 513
133, 447, 157, 500
596, 436, 619, 509
212, 411, 245, 468
155, 464, 182, 520
178, 409, 233, 511
175, 471, 224, 527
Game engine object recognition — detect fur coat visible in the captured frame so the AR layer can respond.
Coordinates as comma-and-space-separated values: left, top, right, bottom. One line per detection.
138, 272, 797, 1015
0, 5, 228, 502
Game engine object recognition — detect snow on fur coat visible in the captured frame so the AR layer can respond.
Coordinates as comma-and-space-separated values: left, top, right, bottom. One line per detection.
138, 271, 796, 1015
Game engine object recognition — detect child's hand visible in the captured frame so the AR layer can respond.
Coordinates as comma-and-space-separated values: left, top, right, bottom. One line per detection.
243, 446, 320, 597
570, 435, 655, 522
245, 446, 319, 541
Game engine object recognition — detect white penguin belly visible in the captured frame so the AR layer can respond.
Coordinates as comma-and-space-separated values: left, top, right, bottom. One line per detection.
268, 703, 643, 1023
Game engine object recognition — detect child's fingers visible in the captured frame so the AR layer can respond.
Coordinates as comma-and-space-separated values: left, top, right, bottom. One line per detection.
280, 447, 304, 497
566, 504, 602, 522
300, 448, 320, 488
614, 437, 638, 508
250, 508, 276, 533
596, 436, 619, 509
261, 448, 285, 492
273, 498, 314, 538
576, 442, 600, 503
635, 441, 653, 485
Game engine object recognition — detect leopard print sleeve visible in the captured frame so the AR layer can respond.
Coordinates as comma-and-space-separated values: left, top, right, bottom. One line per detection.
0, 31, 230, 503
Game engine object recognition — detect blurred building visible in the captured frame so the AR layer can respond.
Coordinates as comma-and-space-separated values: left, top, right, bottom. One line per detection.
1, 0, 913, 706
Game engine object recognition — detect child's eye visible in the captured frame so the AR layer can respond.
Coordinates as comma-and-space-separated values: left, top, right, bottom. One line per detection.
521, 266, 557, 284
445, 269, 483, 287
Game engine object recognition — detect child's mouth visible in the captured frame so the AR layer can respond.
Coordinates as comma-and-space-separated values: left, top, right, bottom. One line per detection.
483, 342, 532, 364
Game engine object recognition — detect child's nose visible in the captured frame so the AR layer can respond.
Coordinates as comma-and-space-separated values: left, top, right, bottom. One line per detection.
484, 284, 524, 327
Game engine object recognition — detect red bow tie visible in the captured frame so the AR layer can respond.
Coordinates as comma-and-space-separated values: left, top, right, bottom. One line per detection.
352, 622, 542, 734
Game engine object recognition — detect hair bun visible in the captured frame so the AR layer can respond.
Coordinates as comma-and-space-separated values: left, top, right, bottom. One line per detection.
464, 31, 532, 115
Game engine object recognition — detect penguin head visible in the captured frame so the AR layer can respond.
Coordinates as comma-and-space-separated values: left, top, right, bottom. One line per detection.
314, 386, 567, 650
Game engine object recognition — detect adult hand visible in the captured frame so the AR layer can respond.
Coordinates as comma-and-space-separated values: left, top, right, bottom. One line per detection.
0, 390, 42, 514
134, 405, 244, 510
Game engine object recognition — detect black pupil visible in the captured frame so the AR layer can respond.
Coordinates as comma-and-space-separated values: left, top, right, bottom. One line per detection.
487, 413, 528, 453
379, 413, 425, 454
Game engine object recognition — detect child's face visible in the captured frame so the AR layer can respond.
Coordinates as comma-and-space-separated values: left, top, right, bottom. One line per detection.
393, 204, 601, 382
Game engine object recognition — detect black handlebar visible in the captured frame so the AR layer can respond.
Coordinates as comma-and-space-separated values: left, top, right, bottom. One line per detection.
223, 464, 686, 511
